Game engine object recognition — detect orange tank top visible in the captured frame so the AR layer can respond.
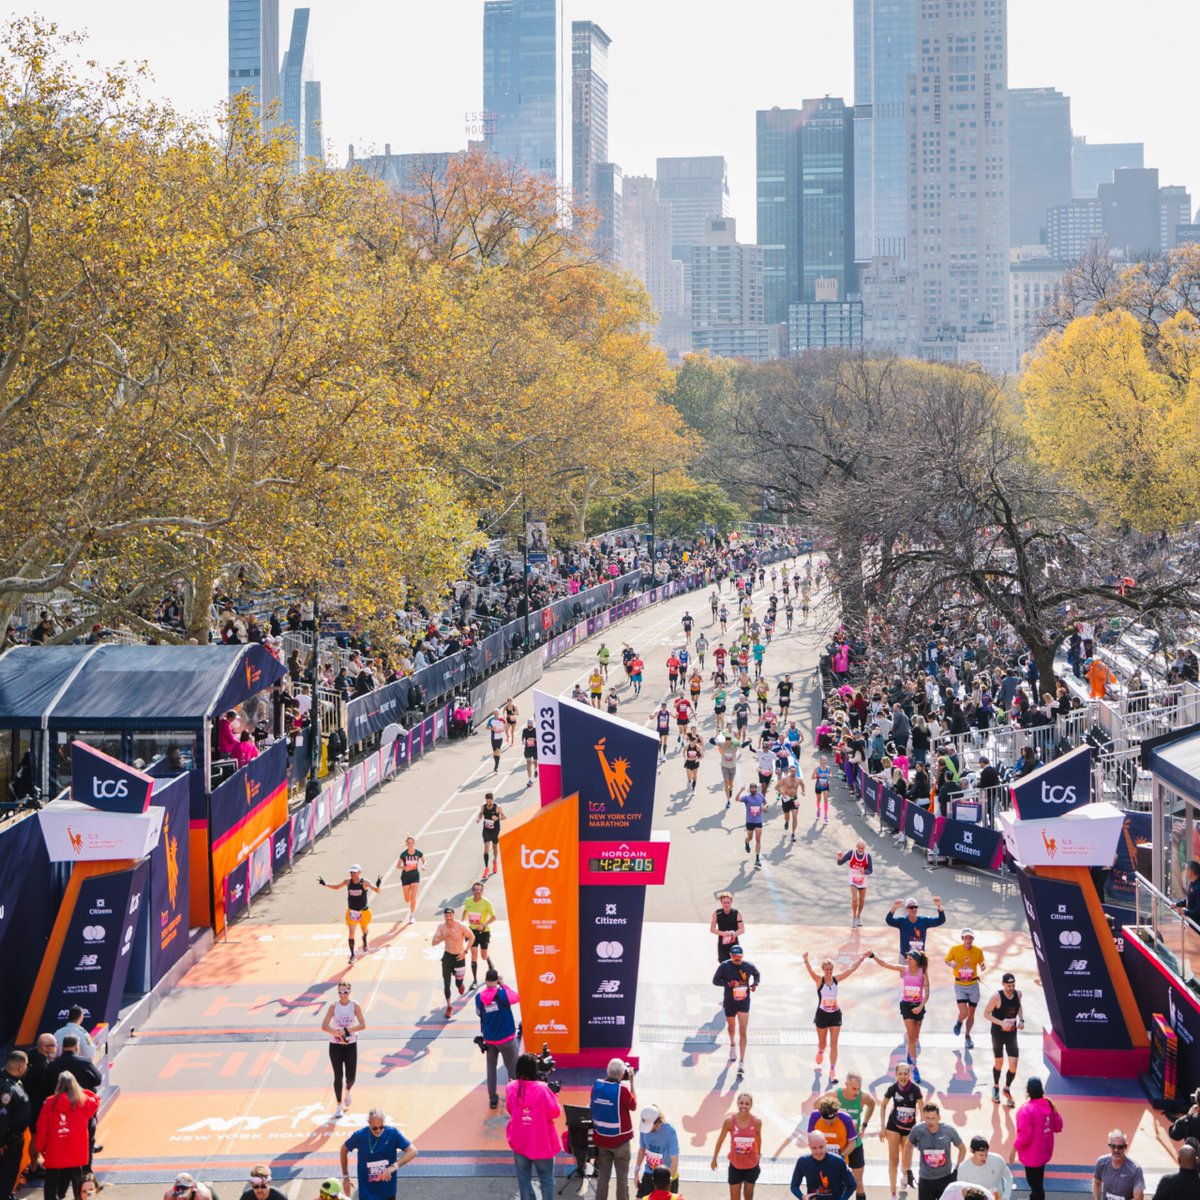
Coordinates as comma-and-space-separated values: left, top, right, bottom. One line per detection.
728, 1115, 760, 1169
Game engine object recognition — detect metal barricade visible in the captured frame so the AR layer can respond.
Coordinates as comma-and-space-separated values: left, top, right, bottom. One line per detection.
1133, 872, 1200, 983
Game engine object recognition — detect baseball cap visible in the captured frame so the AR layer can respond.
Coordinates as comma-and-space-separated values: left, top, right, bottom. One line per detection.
905, 897, 918, 908
961, 928, 975, 937
639, 1105, 661, 1133
349, 864, 362, 873
1001, 972, 1016, 984
729, 943, 744, 955
319, 1181, 343, 1198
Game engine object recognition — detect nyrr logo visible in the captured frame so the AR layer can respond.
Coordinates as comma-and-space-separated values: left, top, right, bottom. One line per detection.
594, 738, 633, 807
520, 846, 559, 869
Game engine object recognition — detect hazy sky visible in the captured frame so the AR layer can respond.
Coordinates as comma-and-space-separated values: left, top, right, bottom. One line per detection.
12, 1, 1200, 241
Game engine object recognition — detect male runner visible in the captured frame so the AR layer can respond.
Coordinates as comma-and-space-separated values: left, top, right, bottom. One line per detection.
981, 972, 1023, 1106
319, 866, 381, 963
462, 880, 496, 988
752, 640, 766, 680
432, 906, 475, 1019
695, 632, 709, 670
682, 611, 694, 644
630, 651, 645, 697
666, 650, 681, 693
785, 598, 795, 631
655, 702, 672, 761
597, 642, 611, 679
710, 591, 720, 622
755, 745, 775, 797
521, 718, 538, 788
485, 709, 505, 772
713, 945, 760, 1075
733, 695, 751, 747
475, 792, 505, 877
718, 735, 739, 803
754, 675, 770, 716
945, 929, 986, 1048
713, 642, 728, 675
589, 667, 605, 708
812, 754, 832, 822
737, 782, 767, 868
778, 763, 805, 840
718, 603, 729, 633
674, 694, 694, 746
777, 674, 794, 718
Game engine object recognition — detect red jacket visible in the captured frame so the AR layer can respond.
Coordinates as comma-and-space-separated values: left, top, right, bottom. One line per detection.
35, 1090, 100, 1168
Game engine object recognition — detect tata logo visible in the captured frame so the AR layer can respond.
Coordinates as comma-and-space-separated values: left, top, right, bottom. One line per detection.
520, 845, 559, 870
597, 940, 624, 960
1041, 782, 1077, 805
93, 778, 129, 800
1059, 930, 1082, 947
82, 925, 106, 943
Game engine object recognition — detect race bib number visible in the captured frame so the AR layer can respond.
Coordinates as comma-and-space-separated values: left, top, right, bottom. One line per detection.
958, 967, 974, 981
731, 985, 749, 1001
367, 1160, 391, 1183
748, 805, 762, 820
347, 910, 362, 923
895, 1106, 915, 1125
922, 1149, 947, 1169
909, 939, 924, 954
484, 819, 496, 829
645, 1152, 663, 1169
733, 1135, 756, 1154
821, 998, 839, 1012
850, 871, 866, 886
721, 932, 736, 944
903, 985, 923, 1003
468, 912, 482, 926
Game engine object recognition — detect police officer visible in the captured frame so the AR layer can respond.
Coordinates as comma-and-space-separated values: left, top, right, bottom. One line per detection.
0, 1050, 32, 1200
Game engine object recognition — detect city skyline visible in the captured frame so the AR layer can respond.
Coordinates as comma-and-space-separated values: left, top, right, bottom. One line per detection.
19, 0, 1200, 243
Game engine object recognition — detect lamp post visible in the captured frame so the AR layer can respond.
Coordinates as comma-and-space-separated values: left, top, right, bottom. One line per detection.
306, 591, 321, 801
647, 466, 657, 591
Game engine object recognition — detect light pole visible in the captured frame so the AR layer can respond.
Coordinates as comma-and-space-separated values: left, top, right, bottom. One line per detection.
648, 466, 657, 591
307, 591, 321, 801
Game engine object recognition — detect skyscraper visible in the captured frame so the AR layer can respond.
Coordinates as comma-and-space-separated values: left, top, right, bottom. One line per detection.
572, 21, 610, 216
655, 157, 731, 267
756, 108, 803, 325
690, 218, 778, 363
593, 162, 622, 263
800, 96, 856, 303
484, 0, 563, 185
852, 0, 917, 264
280, 8, 315, 169
621, 176, 689, 357
228, 0, 280, 121
1098, 167, 1160, 258
908, 0, 1010, 353
1072, 137, 1144, 200
1161, 185, 1193, 251
303, 80, 323, 163
1008, 87, 1071, 246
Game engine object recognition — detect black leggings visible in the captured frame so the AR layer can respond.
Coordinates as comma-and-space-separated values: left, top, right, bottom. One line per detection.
1024, 1165, 1046, 1200
329, 1041, 358, 1102
44, 1167, 84, 1200
442, 952, 465, 999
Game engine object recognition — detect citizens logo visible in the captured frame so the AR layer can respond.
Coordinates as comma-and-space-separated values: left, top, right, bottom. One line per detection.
82, 925, 106, 943
520, 845, 560, 870
595, 902, 627, 926
596, 940, 624, 960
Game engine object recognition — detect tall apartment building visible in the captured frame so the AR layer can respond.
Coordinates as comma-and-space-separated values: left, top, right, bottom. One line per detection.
1161, 185, 1194, 252
1010, 246, 1065, 366
1072, 137, 1144, 200
800, 97, 856, 304
349, 148, 461, 193
908, 0, 1011, 355
690, 218, 779, 363
1046, 199, 1103, 262
280, 8, 323, 167
593, 162, 622, 263
852, 0, 917, 264
572, 22, 610, 215
757, 108, 803, 325
228, 0, 280, 121
484, 0, 563, 184
1008, 87, 1071, 246
655, 157, 731, 267
1098, 167, 1160, 258
621, 176, 689, 357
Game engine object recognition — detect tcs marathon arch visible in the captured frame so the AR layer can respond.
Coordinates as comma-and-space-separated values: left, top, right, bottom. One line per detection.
498, 691, 670, 1067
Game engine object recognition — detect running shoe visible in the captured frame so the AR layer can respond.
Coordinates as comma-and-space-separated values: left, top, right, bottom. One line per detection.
964, 1035, 974, 1049
348, 951, 355, 964
829, 1076, 839, 1086
737, 1061, 745, 1075
334, 1105, 343, 1119
953, 1020, 963, 1036
444, 1004, 452, 1018
469, 980, 478, 991
526, 779, 533, 789
755, 856, 762, 869
1003, 1088, 1015, 1109
745, 839, 751, 853
729, 1044, 737, 1060
457, 979, 465, 995
991, 1086, 1000, 1104
911, 1064, 921, 1084
489, 1097, 499, 1110
791, 833, 796, 842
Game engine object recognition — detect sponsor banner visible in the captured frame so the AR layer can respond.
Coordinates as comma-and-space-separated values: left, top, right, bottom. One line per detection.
499, 793, 580, 1057
936, 819, 1004, 869
40, 801, 164, 863
311, 785, 331, 836
271, 819, 293, 874
1015, 868, 1131, 1050
903, 802, 941, 848
148, 776, 190, 986
70, 740, 154, 814
551, 693, 660, 841
210, 739, 289, 852
362, 749, 381, 793
533, 691, 564, 807
380, 725, 403, 778
223, 862, 250, 922
292, 802, 314, 853
999, 802, 1125, 867
330, 774, 349, 819
347, 761, 366, 805
422, 715, 436, 751
579, 885, 647, 1047
345, 680, 405, 745
40, 862, 149, 1032
1110, 810, 1153, 899
1123, 933, 1200, 1099
880, 786, 904, 830
410, 720, 424, 760
1010, 744, 1092, 821
578, 836, 671, 886
248, 834, 272, 898
434, 707, 447, 742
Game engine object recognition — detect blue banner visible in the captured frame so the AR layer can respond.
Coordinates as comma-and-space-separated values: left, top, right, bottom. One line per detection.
1110, 810, 1153, 899
578, 887, 648, 1047
346, 680, 406, 744
292, 802, 314, 853
903, 801, 936, 847
71, 740, 154, 814
209, 738, 288, 848
1010, 744, 1092, 821
1016, 868, 1131, 1050
148, 775, 191, 987
272, 820, 293, 874
880, 786, 904, 829
224, 861, 250, 922
937, 819, 1004, 869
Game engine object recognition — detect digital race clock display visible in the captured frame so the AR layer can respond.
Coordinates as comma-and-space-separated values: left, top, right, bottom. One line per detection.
587, 856, 656, 873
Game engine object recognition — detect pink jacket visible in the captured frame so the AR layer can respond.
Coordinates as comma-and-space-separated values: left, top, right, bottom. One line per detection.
1014, 1096, 1062, 1168
505, 1078, 562, 1161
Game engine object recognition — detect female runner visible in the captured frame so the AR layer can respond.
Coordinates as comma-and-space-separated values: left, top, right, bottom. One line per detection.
397, 835, 424, 924
321, 980, 365, 1118
877, 1060, 922, 1200
710, 1091, 763, 1200
802, 950, 870, 1085
873, 950, 930, 1082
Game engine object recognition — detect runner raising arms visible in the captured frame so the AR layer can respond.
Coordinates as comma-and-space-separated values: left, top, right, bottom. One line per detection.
711, 1092, 762, 1200
396, 837, 423, 924
319, 865, 381, 963
711, 891, 745, 962
802, 951, 871, 1085
321, 981, 365, 1118
982, 972, 1024, 1107
475, 792, 504, 878
873, 950, 931, 1083
836, 839, 873, 928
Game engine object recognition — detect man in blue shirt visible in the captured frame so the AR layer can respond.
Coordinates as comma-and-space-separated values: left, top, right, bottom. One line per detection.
340, 1109, 417, 1200
635, 1105, 680, 1196
791, 1131, 856, 1200
885, 896, 946, 962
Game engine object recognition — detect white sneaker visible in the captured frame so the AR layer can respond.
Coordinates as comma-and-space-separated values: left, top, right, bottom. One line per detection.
344, 1088, 352, 1108
334, 1104, 343, 1118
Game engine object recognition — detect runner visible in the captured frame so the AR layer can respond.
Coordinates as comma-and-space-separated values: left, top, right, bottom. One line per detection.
737, 782, 767, 868
733, 695, 751, 747
712, 945, 760, 1074
885, 896, 946, 962
521, 718, 538, 788
431, 905, 475, 1019
682, 611, 694, 644
878, 1061, 922, 1200
741, 599, 753, 633
777, 674, 794, 718
688, 669, 704, 712
751, 640, 766, 680
710, 1092, 762, 1200
673, 693, 694, 746
678, 644, 690, 680
785, 598, 795, 631
714, 641, 728, 675
981, 972, 1024, 1106
655, 702, 672, 761
630, 651, 645, 697
695, 632, 709, 670
778, 763, 805, 840
666, 649, 681, 693
945, 929, 986, 1049
589, 666, 605, 709
462, 879, 496, 988
785, 720, 804, 763
801, 585, 811, 623
713, 681, 729, 734
717, 735, 739, 803
710, 591, 720, 623
802, 951, 871, 1084
873, 951, 931, 1083
397, 837, 423, 923
711, 891, 745, 962
754, 676, 769, 717
812, 755, 832, 823
503, 698, 519, 746
597, 642, 611, 680
806, 1094, 858, 1160
835, 839, 873, 927
485, 709, 505, 772
683, 733, 703, 794
606, 689, 621, 715
836, 1073, 876, 1200
318, 866, 381, 963
475, 792, 505, 878
321, 981, 365, 1118
754, 745, 775, 798
719, 604, 729, 634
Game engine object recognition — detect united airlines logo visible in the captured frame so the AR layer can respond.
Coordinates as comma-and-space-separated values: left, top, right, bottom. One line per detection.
594, 739, 633, 807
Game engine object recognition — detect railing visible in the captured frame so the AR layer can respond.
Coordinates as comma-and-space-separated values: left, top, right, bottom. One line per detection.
1132, 872, 1200, 985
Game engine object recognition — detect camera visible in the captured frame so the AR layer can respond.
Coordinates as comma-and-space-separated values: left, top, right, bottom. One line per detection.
534, 1042, 561, 1094
622, 1061, 636, 1082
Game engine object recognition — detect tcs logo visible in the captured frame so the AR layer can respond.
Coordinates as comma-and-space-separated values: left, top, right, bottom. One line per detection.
1041, 782, 1076, 805
520, 845, 559, 870
93, 778, 129, 800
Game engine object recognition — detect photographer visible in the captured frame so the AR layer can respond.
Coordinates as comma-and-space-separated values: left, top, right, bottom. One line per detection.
1169, 1089, 1200, 1144
590, 1057, 637, 1200
505, 1052, 562, 1200
474, 968, 520, 1110
161, 1174, 217, 1200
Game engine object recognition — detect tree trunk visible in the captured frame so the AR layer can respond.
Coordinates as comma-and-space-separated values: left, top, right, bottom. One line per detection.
184, 565, 215, 644
837, 540, 867, 631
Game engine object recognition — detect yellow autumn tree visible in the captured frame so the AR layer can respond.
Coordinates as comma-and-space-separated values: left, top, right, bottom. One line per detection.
1021, 309, 1200, 533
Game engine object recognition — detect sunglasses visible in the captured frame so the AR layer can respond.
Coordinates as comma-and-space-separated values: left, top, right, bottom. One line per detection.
250, 1184, 270, 1191
1109, 1143, 1127, 1150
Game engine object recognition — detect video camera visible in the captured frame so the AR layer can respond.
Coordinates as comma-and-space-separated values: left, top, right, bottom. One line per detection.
534, 1041, 561, 1094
